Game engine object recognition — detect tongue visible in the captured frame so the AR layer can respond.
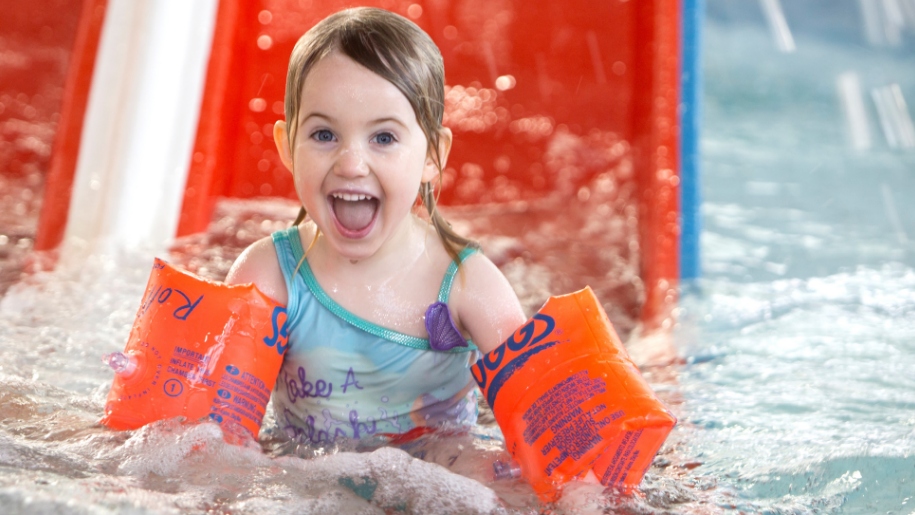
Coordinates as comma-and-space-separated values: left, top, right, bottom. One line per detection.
332, 197, 378, 232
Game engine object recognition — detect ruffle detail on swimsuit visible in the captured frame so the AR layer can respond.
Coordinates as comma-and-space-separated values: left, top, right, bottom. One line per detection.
424, 302, 468, 351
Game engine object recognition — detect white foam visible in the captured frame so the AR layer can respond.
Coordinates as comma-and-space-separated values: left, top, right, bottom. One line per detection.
271, 446, 499, 514
104, 419, 270, 477
230, 490, 385, 515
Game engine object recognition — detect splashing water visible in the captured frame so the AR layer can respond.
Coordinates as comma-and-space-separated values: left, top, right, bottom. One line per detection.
0, 206, 683, 514
671, 8, 915, 513
3, 3, 915, 515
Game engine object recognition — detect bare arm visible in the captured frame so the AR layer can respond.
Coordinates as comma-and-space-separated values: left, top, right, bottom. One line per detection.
451, 254, 527, 355
225, 236, 288, 306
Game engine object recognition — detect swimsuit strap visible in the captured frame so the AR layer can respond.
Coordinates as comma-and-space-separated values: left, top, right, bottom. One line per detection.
278, 226, 477, 353
437, 247, 479, 303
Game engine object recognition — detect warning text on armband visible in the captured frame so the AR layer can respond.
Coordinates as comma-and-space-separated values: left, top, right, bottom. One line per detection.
600, 429, 643, 486
522, 371, 621, 476
210, 370, 271, 426
221, 372, 270, 406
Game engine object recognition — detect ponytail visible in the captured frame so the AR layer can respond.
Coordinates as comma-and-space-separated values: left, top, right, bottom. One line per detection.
420, 181, 479, 264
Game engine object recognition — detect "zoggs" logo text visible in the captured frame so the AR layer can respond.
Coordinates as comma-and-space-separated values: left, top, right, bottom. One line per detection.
263, 306, 289, 355
471, 313, 559, 410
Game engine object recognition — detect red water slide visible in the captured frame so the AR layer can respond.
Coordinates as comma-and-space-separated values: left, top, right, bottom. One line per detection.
14, 0, 680, 328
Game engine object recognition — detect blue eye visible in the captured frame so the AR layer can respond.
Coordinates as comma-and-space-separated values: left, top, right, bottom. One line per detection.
312, 130, 334, 142
373, 132, 396, 145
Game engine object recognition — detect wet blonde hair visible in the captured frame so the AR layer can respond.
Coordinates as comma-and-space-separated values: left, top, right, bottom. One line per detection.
284, 7, 477, 262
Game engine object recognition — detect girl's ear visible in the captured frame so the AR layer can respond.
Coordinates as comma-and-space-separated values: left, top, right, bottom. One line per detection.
274, 120, 294, 171
422, 127, 453, 183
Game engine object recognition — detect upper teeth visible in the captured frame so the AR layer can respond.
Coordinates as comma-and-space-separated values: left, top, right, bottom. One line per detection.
333, 193, 372, 201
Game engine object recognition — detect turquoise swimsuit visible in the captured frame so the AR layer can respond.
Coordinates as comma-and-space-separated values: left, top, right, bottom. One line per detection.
270, 227, 480, 445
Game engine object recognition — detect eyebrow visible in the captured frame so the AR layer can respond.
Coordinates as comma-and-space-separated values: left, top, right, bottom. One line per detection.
369, 117, 410, 130
299, 112, 334, 127
299, 112, 410, 131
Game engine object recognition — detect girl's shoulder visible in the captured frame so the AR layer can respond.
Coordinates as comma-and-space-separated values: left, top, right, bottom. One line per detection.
450, 250, 514, 304
225, 229, 296, 306
450, 250, 527, 354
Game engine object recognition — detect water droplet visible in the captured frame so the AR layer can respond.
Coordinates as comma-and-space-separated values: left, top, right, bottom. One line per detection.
577, 187, 591, 202
249, 98, 267, 112
495, 75, 516, 91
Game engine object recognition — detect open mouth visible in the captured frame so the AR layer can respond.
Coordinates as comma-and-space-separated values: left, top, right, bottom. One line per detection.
329, 192, 379, 236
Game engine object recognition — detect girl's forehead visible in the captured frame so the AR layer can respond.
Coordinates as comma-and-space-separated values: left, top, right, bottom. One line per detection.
298, 52, 417, 122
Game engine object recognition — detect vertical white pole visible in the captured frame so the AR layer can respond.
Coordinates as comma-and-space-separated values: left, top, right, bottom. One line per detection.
63, 0, 218, 258
758, 0, 796, 53
837, 72, 873, 151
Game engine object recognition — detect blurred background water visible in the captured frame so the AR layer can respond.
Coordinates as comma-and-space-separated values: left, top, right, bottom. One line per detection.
1, 1, 915, 514
674, 1, 915, 513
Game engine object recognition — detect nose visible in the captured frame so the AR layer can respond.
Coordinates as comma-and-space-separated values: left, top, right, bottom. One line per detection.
332, 143, 369, 179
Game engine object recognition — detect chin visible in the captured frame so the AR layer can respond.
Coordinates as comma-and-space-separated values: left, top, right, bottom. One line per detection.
327, 237, 381, 263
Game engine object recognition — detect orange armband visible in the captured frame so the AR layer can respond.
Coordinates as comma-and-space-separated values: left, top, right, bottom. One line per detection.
100, 258, 288, 439
472, 287, 676, 501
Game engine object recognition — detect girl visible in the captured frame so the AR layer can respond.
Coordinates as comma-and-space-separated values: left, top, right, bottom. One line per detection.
226, 7, 527, 446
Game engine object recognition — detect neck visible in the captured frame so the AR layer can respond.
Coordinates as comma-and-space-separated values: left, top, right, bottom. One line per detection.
311, 215, 432, 279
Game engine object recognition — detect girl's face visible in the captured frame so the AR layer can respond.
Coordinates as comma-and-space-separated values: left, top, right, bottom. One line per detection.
275, 51, 445, 262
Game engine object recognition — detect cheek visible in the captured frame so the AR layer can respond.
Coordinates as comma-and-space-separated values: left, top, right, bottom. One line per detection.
379, 150, 425, 184
405, 146, 434, 180
290, 163, 324, 202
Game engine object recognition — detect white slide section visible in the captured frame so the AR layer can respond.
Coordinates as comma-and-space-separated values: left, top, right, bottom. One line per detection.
63, 0, 218, 258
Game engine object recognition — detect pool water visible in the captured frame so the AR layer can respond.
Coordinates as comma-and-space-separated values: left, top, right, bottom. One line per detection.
2, 5, 915, 515
675, 8, 915, 513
